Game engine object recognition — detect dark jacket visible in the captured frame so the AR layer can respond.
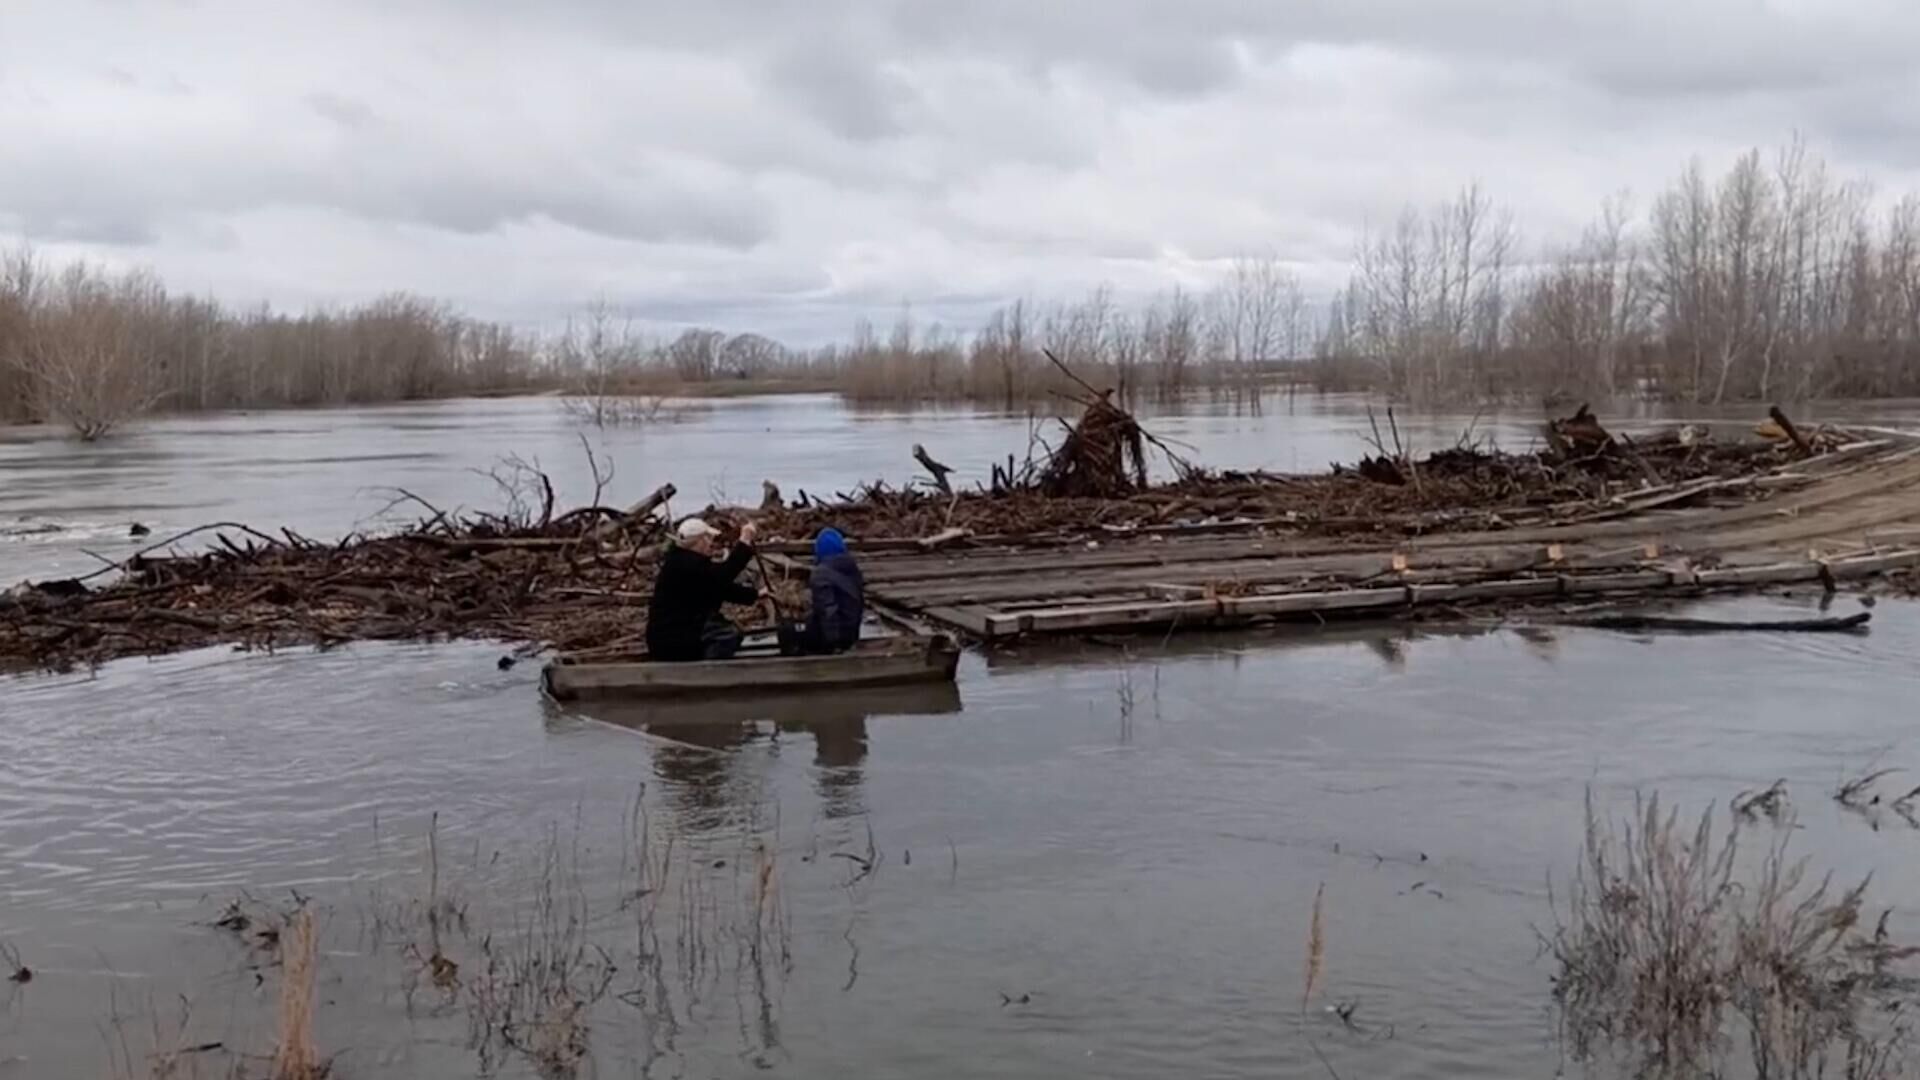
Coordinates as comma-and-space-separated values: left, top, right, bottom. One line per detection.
804, 553, 865, 652
646, 542, 757, 661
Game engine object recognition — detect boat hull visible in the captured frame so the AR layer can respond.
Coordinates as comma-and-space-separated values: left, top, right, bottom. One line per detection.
542, 635, 961, 701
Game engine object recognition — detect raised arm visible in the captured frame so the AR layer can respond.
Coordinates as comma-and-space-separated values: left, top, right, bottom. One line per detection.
715, 525, 760, 605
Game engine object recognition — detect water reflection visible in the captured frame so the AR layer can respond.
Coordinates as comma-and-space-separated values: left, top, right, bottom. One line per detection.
978, 620, 1510, 672
555, 682, 963, 823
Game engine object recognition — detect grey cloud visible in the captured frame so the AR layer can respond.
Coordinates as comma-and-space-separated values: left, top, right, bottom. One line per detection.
0, 209, 157, 247
317, 174, 775, 250
0, 107, 778, 251
306, 92, 375, 129
765, 42, 914, 141
9, 0, 1920, 345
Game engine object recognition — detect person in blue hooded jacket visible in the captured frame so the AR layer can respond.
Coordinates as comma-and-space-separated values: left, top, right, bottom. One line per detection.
780, 527, 864, 655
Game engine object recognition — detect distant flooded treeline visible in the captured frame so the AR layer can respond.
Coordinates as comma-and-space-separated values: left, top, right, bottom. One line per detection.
1317, 142, 1920, 406
848, 141, 1920, 409
7, 141, 1920, 439
0, 252, 551, 437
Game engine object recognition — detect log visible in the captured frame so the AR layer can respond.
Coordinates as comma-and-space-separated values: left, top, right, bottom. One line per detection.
1556, 612, 1870, 633
916, 526, 972, 550
593, 483, 677, 539
1769, 405, 1814, 457
912, 444, 955, 496
626, 483, 677, 522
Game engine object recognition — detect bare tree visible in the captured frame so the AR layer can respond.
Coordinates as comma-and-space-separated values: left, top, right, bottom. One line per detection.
1333, 185, 1518, 402
1210, 252, 1306, 407
666, 328, 725, 382
968, 299, 1032, 409
719, 332, 784, 380
7, 260, 170, 440
557, 301, 655, 427
0, 247, 39, 422
1144, 287, 1200, 399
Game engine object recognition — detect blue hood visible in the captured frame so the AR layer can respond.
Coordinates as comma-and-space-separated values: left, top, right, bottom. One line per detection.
814, 528, 847, 560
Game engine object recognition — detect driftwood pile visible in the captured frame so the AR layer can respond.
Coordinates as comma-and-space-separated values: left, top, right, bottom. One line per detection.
755, 403, 1808, 546
0, 396, 1878, 672
1035, 390, 1153, 498
0, 485, 701, 672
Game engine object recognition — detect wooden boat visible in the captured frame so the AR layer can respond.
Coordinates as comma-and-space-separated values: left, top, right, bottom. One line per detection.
541, 634, 961, 701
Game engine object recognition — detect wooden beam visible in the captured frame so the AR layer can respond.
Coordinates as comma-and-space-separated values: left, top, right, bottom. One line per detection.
917, 605, 998, 637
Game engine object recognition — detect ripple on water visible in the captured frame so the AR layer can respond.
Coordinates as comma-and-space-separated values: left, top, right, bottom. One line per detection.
0, 643, 550, 912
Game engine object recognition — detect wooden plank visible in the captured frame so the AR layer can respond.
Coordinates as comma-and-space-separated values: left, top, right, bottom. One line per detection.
1436, 578, 1565, 603
1828, 549, 1920, 576
865, 598, 942, 636
923, 545, 1920, 639
872, 538, 1671, 609
874, 558, 1386, 606
1563, 571, 1675, 594
917, 605, 998, 637
1143, 582, 1212, 598
871, 543, 1578, 607
856, 535, 1301, 584
1694, 563, 1822, 588
1225, 588, 1408, 617
988, 597, 1225, 635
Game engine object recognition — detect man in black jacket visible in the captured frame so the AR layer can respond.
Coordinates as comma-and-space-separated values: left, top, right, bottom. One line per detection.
780, 527, 864, 655
646, 518, 761, 661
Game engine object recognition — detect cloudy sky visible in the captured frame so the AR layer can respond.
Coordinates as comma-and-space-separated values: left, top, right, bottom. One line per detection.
3, 0, 1918, 343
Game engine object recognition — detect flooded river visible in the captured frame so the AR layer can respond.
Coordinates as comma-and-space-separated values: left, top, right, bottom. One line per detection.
5, 395, 1920, 1078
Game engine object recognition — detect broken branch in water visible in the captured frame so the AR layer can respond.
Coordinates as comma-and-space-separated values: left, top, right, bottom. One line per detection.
1732, 779, 1789, 821
375, 488, 455, 534
74, 521, 288, 584
1554, 612, 1871, 634
1837, 767, 1902, 808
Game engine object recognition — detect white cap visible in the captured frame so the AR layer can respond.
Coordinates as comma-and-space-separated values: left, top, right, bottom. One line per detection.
676, 518, 718, 542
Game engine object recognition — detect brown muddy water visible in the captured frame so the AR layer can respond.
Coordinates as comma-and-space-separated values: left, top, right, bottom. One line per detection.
5, 395, 1920, 1078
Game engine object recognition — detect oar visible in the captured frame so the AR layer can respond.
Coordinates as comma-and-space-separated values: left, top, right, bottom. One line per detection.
750, 546, 790, 627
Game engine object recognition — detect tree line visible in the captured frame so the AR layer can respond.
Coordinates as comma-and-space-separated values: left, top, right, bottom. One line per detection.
1318, 141, 1920, 404
0, 251, 548, 436
818, 257, 1312, 411
0, 251, 806, 439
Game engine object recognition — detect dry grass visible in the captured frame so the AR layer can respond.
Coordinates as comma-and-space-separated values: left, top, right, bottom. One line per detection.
1303, 882, 1326, 1014
1544, 791, 1918, 1078
101, 992, 239, 1080
464, 828, 616, 1080
81, 798, 805, 1080
270, 910, 326, 1080
0, 938, 27, 985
